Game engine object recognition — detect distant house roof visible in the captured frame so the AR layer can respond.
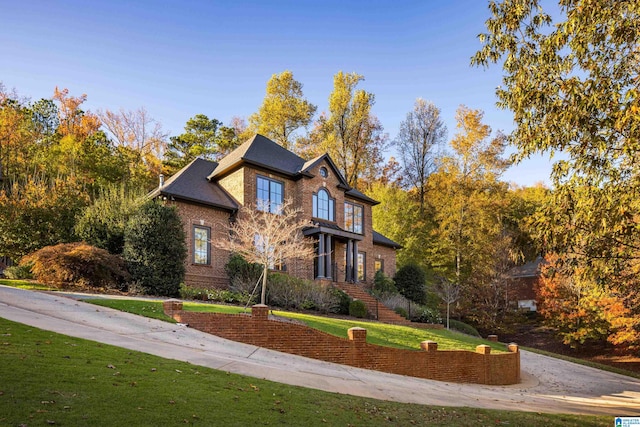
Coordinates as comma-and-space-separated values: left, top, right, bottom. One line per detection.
507, 257, 544, 279
372, 231, 402, 249
149, 158, 238, 211
208, 134, 308, 179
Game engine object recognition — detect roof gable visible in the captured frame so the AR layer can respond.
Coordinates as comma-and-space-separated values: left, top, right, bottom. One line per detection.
149, 158, 238, 211
300, 154, 349, 187
208, 134, 307, 179
162, 133, 380, 207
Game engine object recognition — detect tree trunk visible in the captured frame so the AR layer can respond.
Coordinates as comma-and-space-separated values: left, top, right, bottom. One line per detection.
260, 263, 269, 305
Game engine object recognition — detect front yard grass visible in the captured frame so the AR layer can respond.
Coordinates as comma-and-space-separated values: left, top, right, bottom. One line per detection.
0, 279, 51, 290
0, 317, 610, 426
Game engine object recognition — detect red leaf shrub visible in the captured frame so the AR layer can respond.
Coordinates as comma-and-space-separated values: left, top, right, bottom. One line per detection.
21, 242, 130, 290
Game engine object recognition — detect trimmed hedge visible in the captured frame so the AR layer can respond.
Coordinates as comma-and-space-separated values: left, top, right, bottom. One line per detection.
349, 299, 368, 318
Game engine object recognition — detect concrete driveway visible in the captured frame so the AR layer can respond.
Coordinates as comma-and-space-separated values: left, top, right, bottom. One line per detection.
1, 285, 639, 416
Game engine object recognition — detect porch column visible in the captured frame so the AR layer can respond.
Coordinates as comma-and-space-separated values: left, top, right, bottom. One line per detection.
325, 234, 332, 280
346, 239, 353, 282
353, 240, 359, 283
317, 233, 325, 278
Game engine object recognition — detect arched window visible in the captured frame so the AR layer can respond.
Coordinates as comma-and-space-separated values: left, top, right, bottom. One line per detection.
312, 188, 335, 221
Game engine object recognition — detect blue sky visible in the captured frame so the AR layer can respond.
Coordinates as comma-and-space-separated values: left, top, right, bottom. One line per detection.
1, 0, 552, 186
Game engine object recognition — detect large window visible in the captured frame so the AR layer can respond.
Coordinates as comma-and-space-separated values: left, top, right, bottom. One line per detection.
344, 202, 363, 234
374, 259, 384, 273
257, 176, 283, 213
357, 252, 366, 281
193, 226, 210, 265
312, 188, 335, 221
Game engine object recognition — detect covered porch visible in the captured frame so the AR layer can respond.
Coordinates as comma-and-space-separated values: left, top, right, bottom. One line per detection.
304, 222, 363, 283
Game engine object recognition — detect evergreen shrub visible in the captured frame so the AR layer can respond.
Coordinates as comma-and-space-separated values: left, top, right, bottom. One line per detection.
349, 299, 368, 318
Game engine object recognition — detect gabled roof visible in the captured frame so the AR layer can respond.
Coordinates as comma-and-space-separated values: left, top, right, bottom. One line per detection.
207, 134, 379, 204
507, 257, 544, 279
372, 230, 403, 249
208, 134, 307, 179
300, 153, 348, 184
299, 153, 379, 205
149, 158, 238, 211
346, 188, 379, 205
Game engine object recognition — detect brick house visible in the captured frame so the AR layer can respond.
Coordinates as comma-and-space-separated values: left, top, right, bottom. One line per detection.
150, 134, 401, 290
505, 257, 544, 311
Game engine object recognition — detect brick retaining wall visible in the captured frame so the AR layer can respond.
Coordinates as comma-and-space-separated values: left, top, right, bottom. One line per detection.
164, 300, 520, 385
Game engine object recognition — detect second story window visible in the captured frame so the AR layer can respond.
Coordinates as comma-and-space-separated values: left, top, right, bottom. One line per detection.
312, 189, 335, 221
257, 176, 283, 213
344, 201, 363, 234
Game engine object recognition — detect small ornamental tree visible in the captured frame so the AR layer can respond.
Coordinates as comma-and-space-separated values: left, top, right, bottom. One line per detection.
433, 276, 461, 330
123, 201, 186, 296
394, 264, 427, 304
214, 199, 315, 305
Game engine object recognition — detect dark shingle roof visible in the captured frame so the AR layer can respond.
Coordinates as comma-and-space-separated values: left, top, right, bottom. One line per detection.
346, 188, 379, 205
372, 230, 402, 249
208, 135, 379, 204
507, 257, 544, 278
149, 158, 238, 211
208, 134, 307, 179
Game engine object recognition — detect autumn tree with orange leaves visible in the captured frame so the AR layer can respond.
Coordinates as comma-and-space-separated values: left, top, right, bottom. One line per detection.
536, 254, 639, 348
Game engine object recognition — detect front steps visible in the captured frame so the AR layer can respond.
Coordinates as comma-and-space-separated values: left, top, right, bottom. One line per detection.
334, 282, 412, 325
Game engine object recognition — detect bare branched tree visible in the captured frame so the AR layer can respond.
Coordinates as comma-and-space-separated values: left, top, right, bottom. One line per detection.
213, 199, 315, 305
98, 107, 168, 160
396, 98, 446, 214
434, 276, 461, 330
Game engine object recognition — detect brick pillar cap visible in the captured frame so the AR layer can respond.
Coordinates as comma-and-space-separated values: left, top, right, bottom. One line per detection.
164, 298, 182, 302
348, 327, 366, 331
252, 304, 269, 308
476, 344, 492, 354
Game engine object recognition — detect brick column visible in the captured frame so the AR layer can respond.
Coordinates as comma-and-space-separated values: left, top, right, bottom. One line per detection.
487, 335, 498, 342
252, 304, 269, 321
476, 345, 491, 355
420, 341, 438, 352
348, 327, 367, 346
163, 299, 183, 318
509, 343, 521, 383
476, 345, 492, 384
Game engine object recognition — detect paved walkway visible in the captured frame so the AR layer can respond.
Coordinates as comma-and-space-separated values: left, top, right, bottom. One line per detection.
1, 285, 639, 416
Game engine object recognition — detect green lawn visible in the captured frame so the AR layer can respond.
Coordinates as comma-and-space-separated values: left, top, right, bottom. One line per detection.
0, 278, 52, 290
87, 299, 506, 352
0, 317, 610, 426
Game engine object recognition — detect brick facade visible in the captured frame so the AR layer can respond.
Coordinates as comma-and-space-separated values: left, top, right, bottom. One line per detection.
161, 135, 399, 290
164, 301, 520, 385
171, 201, 231, 289
224, 158, 398, 285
